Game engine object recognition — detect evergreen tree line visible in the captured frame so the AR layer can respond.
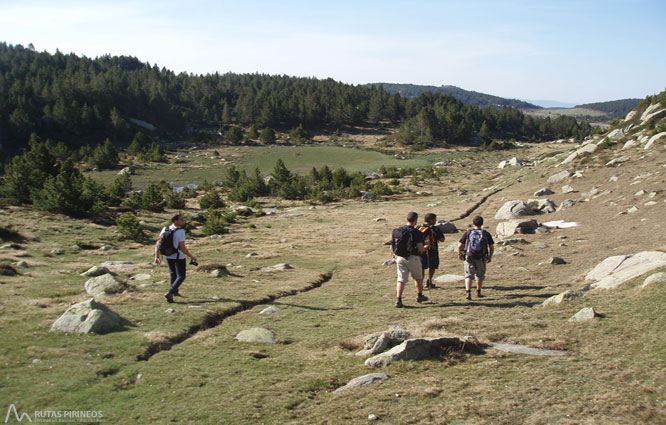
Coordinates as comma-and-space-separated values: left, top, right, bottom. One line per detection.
1, 42, 593, 156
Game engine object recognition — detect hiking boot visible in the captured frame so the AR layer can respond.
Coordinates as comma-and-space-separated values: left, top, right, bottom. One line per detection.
476, 290, 484, 298
173, 291, 185, 297
426, 280, 437, 289
395, 298, 403, 308
465, 291, 472, 300
416, 293, 428, 303
164, 292, 174, 303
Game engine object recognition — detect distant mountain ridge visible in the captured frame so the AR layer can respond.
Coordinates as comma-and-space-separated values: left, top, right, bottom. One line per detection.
368, 83, 541, 109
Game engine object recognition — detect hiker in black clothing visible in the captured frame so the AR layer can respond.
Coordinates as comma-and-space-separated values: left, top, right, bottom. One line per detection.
154, 213, 198, 303
392, 211, 429, 308
419, 213, 446, 289
458, 215, 494, 300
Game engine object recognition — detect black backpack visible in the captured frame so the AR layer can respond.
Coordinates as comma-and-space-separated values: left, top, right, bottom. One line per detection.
157, 227, 179, 257
392, 226, 414, 258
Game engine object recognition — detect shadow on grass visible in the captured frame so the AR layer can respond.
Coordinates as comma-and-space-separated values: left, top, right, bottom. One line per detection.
487, 285, 546, 291
434, 300, 547, 308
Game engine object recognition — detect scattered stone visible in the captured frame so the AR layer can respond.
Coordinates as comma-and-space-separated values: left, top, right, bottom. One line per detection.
258, 263, 293, 273
606, 157, 629, 166
533, 188, 554, 197
534, 243, 548, 249
245, 252, 258, 258
84, 273, 128, 298
609, 176, 618, 182
51, 248, 64, 255
568, 307, 599, 322
99, 245, 117, 251
118, 167, 133, 176
365, 337, 467, 368
434, 220, 458, 234
547, 170, 572, 184
542, 290, 586, 306
361, 192, 376, 201
210, 268, 229, 278
644, 201, 657, 207
368, 414, 379, 421
494, 200, 535, 220
100, 261, 141, 271
527, 198, 557, 214
333, 373, 390, 393
372, 217, 386, 222
550, 257, 567, 265
80, 266, 111, 278
642, 272, 666, 289
587, 251, 666, 290
165, 308, 175, 313
51, 298, 122, 334
561, 185, 575, 194
495, 238, 527, 246
627, 206, 639, 214
235, 328, 276, 344
622, 139, 639, 150
490, 343, 566, 356
557, 199, 578, 211
497, 157, 523, 169
131, 273, 151, 281
433, 274, 465, 284
634, 190, 646, 196
259, 306, 283, 315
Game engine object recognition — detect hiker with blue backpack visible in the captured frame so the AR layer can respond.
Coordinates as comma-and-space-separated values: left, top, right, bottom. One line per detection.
458, 215, 494, 300
391, 211, 430, 308
154, 213, 198, 303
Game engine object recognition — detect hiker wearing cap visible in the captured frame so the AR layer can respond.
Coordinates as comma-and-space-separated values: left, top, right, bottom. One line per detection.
155, 213, 198, 303
457, 215, 494, 300
419, 213, 446, 289
391, 211, 429, 308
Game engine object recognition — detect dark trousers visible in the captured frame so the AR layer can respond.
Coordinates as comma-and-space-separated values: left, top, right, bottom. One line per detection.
167, 258, 187, 295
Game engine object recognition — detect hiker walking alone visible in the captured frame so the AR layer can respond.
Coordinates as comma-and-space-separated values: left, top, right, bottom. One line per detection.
419, 213, 446, 289
458, 215, 494, 300
392, 211, 429, 308
155, 213, 198, 303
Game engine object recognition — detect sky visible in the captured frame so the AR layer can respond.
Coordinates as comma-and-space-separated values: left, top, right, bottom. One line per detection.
1, 0, 665, 105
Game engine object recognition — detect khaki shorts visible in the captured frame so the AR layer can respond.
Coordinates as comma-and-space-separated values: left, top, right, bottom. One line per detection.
464, 257, 487, 281
396, 255, 423, 283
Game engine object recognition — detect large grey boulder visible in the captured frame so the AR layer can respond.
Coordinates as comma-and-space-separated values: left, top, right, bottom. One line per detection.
496, 219, 539, 237
365, 337, 466, 368
557, 199, 578, 211
624, 110, 637, 122
51, 298, 122, 334
586, 251, 666, 290
547, 170, 572, 184
568, 307, 599, 322
542, 290, 586, 306
434, 220, 458, 234
84, 273, 127, 298
607, 129, 624, 141
80, 266, 111, 278
235, 328, 276, 344
494, 200, 535, 220
527, 198, 557, 214
333, 373, 390, 393
497, 157, 523, 169
640, 104, 666, 123
357, 326, 410, 357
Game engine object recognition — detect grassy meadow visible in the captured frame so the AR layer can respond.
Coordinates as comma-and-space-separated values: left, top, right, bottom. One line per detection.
1, 140, 665, 424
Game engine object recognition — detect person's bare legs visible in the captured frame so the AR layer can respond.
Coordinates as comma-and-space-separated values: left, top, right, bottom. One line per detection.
465, 277, 473, 299
415, 278, 424, 294
396, 281, 405, 299
476, 279, 484, 297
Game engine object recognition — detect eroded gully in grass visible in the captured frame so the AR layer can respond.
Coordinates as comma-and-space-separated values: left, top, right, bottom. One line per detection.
450, 186, 508, 222
136, 271, 334, 361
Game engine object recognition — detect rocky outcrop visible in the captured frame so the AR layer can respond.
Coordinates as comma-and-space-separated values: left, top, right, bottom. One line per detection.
586, 251, 666, 290
496, 219, 538, 237
527, 198, 557, 214
533, 188, 554, 197
51, 298, 122, 334
568, 307, 598, 322
542, 290, 586, 306
435, 220, 458, 234
644, 132, 666, 150
547, 170, 572, 184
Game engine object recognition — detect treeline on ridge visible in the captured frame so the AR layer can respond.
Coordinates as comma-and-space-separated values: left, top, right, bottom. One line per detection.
1, 42, 593, 158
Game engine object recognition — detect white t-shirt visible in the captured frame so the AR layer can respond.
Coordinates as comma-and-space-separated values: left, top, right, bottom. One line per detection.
160, 225, 186, 260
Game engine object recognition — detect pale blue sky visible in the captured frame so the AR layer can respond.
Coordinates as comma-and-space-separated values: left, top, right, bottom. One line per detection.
1, 0, 665, 104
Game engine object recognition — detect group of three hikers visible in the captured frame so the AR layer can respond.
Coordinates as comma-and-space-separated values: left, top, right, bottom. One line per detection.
153, 211, 494, 307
